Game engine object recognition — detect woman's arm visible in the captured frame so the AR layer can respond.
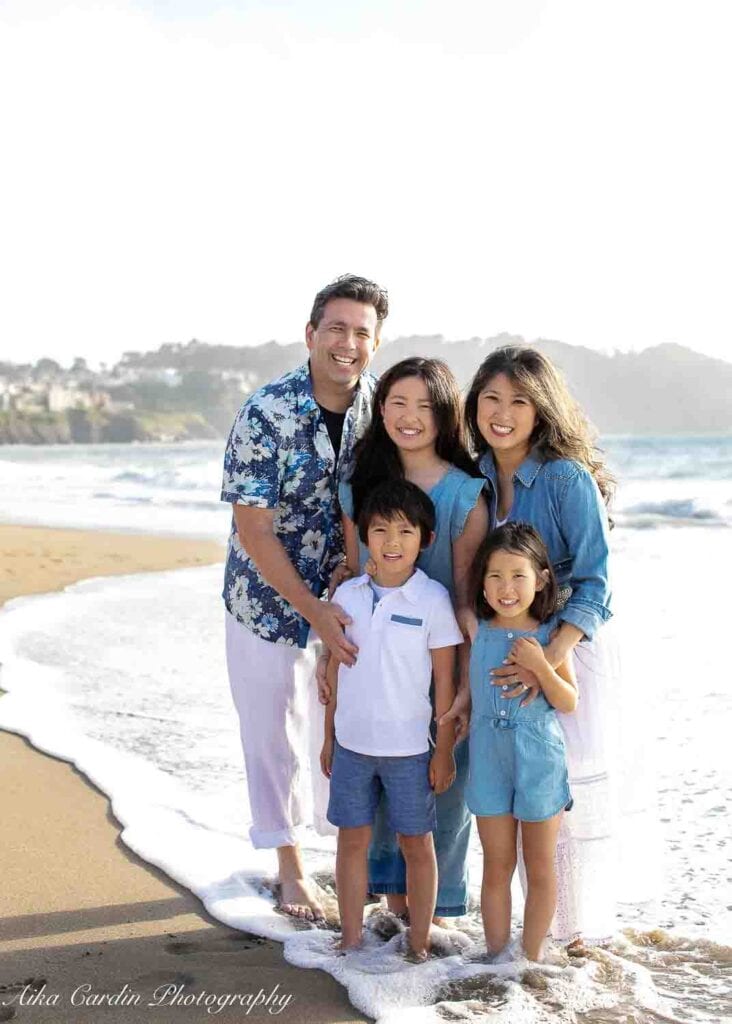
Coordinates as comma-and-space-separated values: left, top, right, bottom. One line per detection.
556, 468, 613, 642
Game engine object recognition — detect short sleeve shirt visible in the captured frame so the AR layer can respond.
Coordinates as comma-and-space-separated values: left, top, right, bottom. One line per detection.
221, 362, 377, 647
332, 570, 464, 756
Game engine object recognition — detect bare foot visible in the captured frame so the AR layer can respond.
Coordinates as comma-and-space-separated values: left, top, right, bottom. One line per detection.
334, 935, 363, 955
432, 915, 454, 928
385, 893, 408, 916
404, 945, 429, 964
276, 878, 325, 923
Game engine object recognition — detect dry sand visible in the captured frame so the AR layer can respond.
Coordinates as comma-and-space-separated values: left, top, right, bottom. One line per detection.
0, 525, 367, 1023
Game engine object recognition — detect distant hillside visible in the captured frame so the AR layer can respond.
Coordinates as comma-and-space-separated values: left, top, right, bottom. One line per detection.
2, 336, 729, 442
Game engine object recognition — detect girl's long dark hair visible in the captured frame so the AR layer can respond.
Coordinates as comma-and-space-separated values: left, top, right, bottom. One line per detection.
471, 522, 559, 624
464, 345, 615, 508
349, 357, 478, 519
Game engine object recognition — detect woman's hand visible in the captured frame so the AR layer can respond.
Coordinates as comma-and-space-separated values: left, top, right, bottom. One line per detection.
438, 688, 472, 741
490, 662, 541, 707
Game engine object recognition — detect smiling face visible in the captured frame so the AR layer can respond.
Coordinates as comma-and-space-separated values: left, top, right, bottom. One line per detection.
366, 512, 425, 586
305, 297, 380, 397
380, 374, 438, 455
476, 372, 538, 462
482, 548, 546, 628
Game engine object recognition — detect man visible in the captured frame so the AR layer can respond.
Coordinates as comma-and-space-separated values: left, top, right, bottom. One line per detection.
221, 273, 388, 919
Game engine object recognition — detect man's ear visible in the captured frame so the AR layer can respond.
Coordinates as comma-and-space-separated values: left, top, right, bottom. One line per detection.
372, 330, 382, 353
421, 530, 436, 551
305, 321, 315, 350
535, 568, 550, 591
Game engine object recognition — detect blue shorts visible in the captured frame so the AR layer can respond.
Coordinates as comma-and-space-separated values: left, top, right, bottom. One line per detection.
327, 740, 436, 836
466, 715, 572, 823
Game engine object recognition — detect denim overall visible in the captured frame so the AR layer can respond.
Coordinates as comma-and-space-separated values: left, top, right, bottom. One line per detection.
466, 618, 571, 822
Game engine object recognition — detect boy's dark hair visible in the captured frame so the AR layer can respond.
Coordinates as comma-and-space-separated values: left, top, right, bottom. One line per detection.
471, 521, 559, 623
357, 479, 435, 548
309, 273, 389, 331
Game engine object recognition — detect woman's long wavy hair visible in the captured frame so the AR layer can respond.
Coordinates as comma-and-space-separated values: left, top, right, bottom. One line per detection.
464, 346, 615, 508
349, 357, 478, 520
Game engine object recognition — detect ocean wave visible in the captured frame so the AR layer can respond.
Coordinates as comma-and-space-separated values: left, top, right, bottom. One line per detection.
616, 499, 730, 529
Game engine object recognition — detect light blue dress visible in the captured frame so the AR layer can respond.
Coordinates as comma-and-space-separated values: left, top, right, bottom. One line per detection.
339, 466, 484, 916
467, 618, 571, 821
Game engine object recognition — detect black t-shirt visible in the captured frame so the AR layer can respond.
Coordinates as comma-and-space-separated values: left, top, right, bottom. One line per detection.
317, 403, 346, 462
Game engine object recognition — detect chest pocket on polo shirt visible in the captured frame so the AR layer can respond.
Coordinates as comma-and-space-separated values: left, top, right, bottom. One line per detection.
390, 615, 423, 627
387, 615, 426, 659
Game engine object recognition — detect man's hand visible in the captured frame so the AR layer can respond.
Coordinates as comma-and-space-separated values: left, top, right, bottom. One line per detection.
455, 605, 478, 643
429, 750, 456, 794
490, 662, 541, 707
438, 688, 471, 742
320, 735, 334, 779
311, 601, 358, 666
315, 652, 332, 704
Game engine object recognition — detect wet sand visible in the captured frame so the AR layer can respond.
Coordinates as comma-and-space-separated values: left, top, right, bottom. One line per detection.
0, 525, 366, 1023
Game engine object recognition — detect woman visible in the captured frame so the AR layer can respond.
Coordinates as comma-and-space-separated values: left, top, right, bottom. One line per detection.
454, 345, 634, 944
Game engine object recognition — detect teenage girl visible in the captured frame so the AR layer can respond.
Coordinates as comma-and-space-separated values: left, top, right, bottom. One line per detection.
323, 357, 488, 923
458, 345, 621, 945
466, 523, 576, 961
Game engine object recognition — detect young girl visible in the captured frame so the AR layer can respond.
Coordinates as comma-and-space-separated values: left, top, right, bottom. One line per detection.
325, 357, 488, 923
457, 344, 653, 946
466, 523, 577, 962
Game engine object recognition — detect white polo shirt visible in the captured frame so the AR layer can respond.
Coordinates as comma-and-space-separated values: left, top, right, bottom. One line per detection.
332, 569, 463, 757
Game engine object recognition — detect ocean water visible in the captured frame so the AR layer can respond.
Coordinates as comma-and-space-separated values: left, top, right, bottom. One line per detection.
1, 435, 731, 539
1, 436, 730, 1023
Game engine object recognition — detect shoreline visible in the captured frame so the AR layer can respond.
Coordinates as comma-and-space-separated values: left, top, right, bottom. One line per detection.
0, 524, 366, 1023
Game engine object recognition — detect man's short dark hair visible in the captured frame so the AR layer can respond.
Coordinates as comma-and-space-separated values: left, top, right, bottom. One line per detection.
309, 274, 389, 331
357, 479, 435, 547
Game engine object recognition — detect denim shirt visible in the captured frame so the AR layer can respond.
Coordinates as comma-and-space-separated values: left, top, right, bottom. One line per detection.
221, 361, 377, 647
479, 450, 612, 639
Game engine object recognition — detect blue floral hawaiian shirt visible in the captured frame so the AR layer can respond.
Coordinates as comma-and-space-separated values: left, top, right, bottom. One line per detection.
221, 361, 377, 647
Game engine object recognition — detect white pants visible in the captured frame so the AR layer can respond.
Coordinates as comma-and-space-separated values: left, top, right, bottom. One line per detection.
225, 611, 332, 849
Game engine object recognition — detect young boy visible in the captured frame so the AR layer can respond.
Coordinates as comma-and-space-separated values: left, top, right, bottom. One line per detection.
320, 479, 463, 959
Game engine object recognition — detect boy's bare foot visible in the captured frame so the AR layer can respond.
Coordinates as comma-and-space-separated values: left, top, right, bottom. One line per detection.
404, 945, 429, 964
432, 915, 454, 928
276, 878, 325, 922
334, 935, 363, 955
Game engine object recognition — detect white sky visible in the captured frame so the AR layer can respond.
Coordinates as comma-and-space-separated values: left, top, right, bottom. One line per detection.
1, 0, 730, 366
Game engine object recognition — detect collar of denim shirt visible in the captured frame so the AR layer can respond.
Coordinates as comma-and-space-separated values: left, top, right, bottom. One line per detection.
479, 447, 544, 489
351, 568, 428, 605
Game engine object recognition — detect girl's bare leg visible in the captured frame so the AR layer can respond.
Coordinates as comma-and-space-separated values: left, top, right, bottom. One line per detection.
520, 813, 563, 962
398, 832, 437, 957
476, 815, 518, 955
336, 825, 373, 949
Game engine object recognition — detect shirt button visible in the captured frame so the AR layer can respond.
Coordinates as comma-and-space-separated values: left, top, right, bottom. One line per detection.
507, 632, 514, 639
502, 685, 508, 691
500, 710, 506, 717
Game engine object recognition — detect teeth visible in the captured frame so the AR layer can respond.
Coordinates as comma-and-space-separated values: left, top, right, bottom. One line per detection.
492, 424, 513, 435
399, 428, 420, 435
332, 354, 355, 365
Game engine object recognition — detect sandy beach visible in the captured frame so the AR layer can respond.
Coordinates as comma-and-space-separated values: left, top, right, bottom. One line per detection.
0, 525, 366, 1023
